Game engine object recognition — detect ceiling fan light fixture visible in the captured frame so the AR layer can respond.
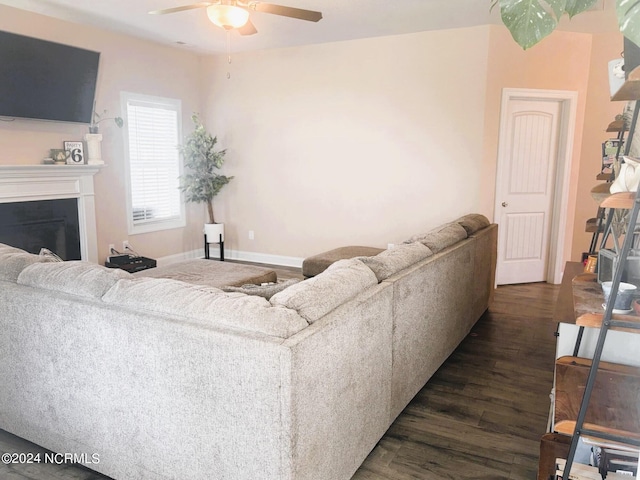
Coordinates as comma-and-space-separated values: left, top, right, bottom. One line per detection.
206, 5, 250, 30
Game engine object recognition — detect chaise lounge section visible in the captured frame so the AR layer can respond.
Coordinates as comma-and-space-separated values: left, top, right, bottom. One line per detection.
0, 214, 496, 480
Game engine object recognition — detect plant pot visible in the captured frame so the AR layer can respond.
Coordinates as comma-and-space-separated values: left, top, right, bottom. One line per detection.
203, 223, 225, 261
602, 281, 637, 311
204, 223, 224, 243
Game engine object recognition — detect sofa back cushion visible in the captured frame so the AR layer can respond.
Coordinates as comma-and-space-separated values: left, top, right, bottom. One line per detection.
270, 258, 378, 323
455, 214, 490, 235
103, 277, 308, 339
0, 243, 26, 255
404, 222, 467, 253
359, 242, 433, 282
0, 243, 56, 282
18, 261, 131, 298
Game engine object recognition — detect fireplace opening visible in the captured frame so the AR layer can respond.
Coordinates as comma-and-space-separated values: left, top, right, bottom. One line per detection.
0, 198, 81, 260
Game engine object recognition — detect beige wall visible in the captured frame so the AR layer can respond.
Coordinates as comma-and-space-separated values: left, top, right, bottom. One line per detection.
200, 27, 492, 259
0, 5, 625, 267
203, 24, 618, 265
0, 5, 203, 263
572, 33, 626, 260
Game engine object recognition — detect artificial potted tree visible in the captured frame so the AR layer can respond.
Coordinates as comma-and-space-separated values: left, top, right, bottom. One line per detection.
179, 113, 233, 259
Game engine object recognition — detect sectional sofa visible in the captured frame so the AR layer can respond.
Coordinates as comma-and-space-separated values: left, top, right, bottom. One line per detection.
0, 214, 497, 480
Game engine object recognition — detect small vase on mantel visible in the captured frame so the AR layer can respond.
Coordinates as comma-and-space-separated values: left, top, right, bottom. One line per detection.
84, 133, 103, 165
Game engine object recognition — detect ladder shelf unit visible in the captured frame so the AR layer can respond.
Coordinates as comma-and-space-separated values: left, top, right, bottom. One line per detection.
559, 187, 640, 479
586, 108, 634, 256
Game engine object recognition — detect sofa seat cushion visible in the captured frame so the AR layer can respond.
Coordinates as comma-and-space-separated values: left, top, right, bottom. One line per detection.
270, 258, 378, 323
302, 246, 385, 278
456, 213, 490, 235
18, 261, 131, 299
359, 242, 433, 282
103, 277, 308, 338
405, 222, 468, 253
134, 259, 277, 288
0, 243, 60, 282
221, 278, 301, 300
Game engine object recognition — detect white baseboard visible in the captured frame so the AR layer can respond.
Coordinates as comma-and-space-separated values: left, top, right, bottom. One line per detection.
229, 249, 303, 268
155, 249, 202, 267
156, 247, 303, 269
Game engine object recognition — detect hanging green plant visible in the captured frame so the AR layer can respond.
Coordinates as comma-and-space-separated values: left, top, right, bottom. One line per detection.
617, 0, 640, 46
493, 0, 640, 50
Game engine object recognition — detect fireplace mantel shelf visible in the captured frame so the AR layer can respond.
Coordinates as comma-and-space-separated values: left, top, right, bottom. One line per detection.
0, 164, 102, 262
0, 164, 102, 176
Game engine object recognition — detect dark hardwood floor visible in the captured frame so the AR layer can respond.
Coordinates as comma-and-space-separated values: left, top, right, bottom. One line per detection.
0, 272, 560, 480
353, 281, 560, 479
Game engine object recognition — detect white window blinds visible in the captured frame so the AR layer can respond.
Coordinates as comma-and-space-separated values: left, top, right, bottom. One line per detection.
122, 93, 184, 234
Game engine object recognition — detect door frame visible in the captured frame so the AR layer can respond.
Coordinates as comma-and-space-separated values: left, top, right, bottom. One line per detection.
495, 88, 578, 285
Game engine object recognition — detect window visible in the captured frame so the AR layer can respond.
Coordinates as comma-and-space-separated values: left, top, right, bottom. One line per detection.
121, 92, 185, 234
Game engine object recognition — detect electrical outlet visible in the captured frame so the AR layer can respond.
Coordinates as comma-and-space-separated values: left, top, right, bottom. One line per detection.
122, 240, 130, 251
108, 243, 115, 254
248, 230, 255, 240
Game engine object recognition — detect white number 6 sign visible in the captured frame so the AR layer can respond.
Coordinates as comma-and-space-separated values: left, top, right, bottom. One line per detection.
63, 141, 85, 165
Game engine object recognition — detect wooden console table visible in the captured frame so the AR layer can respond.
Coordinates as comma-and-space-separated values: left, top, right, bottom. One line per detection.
552, 262, 640, 363
538, 262, 640, 480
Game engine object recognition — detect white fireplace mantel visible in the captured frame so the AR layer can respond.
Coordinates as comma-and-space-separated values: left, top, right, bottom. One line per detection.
0, 165, 102, 262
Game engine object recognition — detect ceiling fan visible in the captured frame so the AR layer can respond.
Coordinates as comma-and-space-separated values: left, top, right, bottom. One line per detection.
149, 1, 323, 36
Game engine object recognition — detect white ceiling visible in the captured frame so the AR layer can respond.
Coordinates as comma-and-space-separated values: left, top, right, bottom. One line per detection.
0, 0, 621, 55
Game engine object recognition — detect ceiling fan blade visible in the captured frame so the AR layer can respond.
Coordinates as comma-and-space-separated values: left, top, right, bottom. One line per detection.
238, 19, 258, 35
251, 3, 322, 22
148, 2, 214, 15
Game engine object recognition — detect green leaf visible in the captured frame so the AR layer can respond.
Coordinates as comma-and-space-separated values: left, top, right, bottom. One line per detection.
547, 0, 568, 19
565, 0, 598, 18
498, 0, 561, 49
618, 0, 640, 49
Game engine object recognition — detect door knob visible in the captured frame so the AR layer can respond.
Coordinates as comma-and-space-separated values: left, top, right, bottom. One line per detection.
502, 202, 508, 207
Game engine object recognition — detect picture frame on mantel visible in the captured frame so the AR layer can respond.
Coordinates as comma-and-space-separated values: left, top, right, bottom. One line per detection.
63, 141, 85, 165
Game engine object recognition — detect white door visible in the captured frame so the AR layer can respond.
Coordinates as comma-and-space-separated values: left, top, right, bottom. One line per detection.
495, 97, 562, 285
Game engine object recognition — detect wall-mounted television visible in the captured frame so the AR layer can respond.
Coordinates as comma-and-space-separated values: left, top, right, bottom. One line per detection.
0, 30, 100, 124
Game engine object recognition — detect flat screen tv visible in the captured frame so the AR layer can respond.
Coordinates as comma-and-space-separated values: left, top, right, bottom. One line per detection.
0, 30, 100, 124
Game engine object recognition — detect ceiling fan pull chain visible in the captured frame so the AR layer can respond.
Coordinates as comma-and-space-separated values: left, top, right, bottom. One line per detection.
226, 30, 232, 79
